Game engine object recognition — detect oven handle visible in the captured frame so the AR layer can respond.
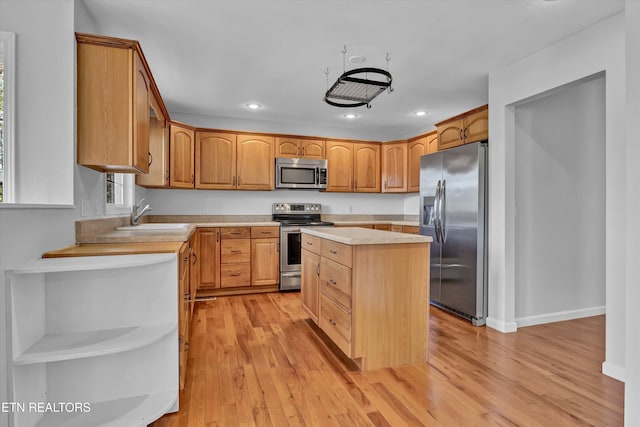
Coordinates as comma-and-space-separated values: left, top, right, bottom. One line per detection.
281, 226, 302, 233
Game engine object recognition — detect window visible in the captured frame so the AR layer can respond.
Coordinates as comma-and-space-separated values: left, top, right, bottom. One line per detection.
0, 31, 15, 203
105, 173, 134, 215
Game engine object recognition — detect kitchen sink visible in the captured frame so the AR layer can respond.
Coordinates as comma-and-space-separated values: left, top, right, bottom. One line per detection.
116, 223, 190, 231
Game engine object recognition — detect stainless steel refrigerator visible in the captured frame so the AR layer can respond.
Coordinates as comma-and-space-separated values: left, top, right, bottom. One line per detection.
419, 141, 488, 326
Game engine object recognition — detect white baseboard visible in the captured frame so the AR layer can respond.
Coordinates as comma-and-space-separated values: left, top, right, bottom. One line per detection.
486, 317, 518, 333
602, 361, 625, 382
515, 305, 606, 328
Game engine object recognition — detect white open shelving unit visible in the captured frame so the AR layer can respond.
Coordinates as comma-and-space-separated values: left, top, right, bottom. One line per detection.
5, 253, 179, 427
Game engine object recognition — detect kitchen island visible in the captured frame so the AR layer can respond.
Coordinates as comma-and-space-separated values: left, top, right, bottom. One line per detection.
300, 227, 431, 371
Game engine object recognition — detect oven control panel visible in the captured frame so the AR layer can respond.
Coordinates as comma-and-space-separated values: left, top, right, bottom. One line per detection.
272, 203, 322, 214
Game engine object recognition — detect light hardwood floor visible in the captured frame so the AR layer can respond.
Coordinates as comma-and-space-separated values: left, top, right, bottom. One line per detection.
151, 292, 624, 426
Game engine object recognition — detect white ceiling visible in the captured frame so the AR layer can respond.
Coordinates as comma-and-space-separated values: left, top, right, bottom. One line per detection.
81, 0, 624, 140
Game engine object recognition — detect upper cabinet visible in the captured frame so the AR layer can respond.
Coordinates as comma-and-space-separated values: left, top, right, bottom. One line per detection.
436, 105, 488, 151
136, 94, 170, 187
276, 137, 325, 159
77, 33, 159, 174
326, 141, 380, 192
170, 122, 195, 188
195, 132, 274, 190
407, 131, 437, 193
381, 141, 408, 193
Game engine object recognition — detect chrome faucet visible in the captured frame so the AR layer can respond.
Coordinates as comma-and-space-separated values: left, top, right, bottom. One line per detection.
131, 198, 152, 225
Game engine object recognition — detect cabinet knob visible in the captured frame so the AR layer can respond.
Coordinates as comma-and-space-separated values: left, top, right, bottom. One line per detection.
329, 249, 338, 255
148, 152, 153, 166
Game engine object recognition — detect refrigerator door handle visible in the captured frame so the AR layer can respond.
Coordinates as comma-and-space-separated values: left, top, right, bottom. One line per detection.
440, 179, 447, 244
434, 180, 442, 243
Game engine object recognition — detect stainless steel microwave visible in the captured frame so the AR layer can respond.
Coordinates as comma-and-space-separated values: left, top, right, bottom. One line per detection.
275, 158, 328, 190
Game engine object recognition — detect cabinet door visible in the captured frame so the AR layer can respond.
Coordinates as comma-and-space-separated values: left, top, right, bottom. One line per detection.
275, 137, 300, 158
408, 137, 426, 193
178, 242, 190, 390
301, 249, 320, 324
170, 123, 195, 188
354, 143, 381, 193
189, 232, 199, 317
437, 118, 465, 151
425, 130, 438, 154
197, 228, 221, 292
300, 139, 325, 159
326, 141, 354, 192
237, 134, 275, 190
251, 238, 280, 286
136, 95, 169, 187
133, 51, 150, 174
196, 131, 237, 189
463, 107, 489, 144
381, 142, 407, 193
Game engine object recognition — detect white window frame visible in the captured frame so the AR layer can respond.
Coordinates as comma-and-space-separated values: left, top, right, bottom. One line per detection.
105, 173, 134, 215
0, 31, 16, 203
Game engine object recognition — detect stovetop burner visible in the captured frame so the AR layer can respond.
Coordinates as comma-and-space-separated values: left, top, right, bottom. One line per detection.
272, 202, 333, 226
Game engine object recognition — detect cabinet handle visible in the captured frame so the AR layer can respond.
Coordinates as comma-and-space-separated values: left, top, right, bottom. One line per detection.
192, 253, 197, 265
191, 174, 194, 184
148, 152, 153, 166
306, 241, 313, 246
316, 263, 320, 276
329, 249, 338, 255
185, 342, 190, 351
165, 170, 170, 182
329, 279, 337, 285
230, 250, 243, 253
384, 180, 387, 190
459, 128, 464, 141
216, 231, 220, 242
230, 232, 242, 235
464, 127, 469, 139
328, 318, 337, 326
230, 273, 241, 277
183, 255, 190, 261
261, 231, 271, 234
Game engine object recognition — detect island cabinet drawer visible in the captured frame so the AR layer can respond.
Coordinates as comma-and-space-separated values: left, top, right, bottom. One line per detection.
301, 234, 322, 255
403, 226, 419, 235
321, 240, 352, 267
221, 227, 250, 239
221, 239, 251, 263
320, 258, 352, 311
320, 294, 352, 357
220, 263, 251, 287
251, 226, 279, 238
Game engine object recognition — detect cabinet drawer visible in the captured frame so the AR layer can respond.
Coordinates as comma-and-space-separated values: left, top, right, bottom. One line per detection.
220, 263, 251, 287
221, 227, 250, 239
301, 234, 322, 255
322, 240, 352, 267
320, 257, 352, 311
402, 226, 419, 235
251, 226, 280, 238
320, 294, 352, 357
373, 224, 391, 231
391, 224, 403, 232
221, 239, 251, 263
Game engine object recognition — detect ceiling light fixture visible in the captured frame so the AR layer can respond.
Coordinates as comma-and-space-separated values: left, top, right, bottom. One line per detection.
324, 46, 393, 109
414, 111, 428, 117
246, 103, 261, 110
344, 113, 358, 119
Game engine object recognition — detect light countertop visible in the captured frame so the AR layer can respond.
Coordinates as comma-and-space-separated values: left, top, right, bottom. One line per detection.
301, 226, 431, 245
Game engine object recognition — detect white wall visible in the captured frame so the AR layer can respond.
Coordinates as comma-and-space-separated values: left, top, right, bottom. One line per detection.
513, 75, 605, 326
488, 12, 626, 382
0, 0, 74, 205
625, 1, 640, 424
146, 188, 406, 216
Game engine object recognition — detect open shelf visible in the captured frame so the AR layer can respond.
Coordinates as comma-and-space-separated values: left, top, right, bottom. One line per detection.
34, 391, 177, 427
14, 323, 176, 365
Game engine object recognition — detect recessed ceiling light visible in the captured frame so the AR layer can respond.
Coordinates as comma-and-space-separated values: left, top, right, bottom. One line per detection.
246, 103, 262, 110
344, 113, 358, 119
349, 55, 366, 64
414, 111, 428, 117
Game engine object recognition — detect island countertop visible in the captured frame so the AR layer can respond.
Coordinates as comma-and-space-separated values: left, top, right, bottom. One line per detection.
301, 226, 432, 245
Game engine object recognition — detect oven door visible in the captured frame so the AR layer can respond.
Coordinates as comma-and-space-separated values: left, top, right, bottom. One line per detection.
280, 226, 302, 290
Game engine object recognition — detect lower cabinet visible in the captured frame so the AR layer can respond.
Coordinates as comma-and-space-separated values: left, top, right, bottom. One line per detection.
301, 232, 429, 371
178, 241, 191, 391
220, 227, 251, 288
5, 253, 180, 426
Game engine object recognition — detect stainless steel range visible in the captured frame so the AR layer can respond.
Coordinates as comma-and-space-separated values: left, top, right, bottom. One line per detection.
273, 203, 334, 291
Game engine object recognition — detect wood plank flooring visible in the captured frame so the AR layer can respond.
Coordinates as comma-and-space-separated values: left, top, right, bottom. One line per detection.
151, 292, 624, 426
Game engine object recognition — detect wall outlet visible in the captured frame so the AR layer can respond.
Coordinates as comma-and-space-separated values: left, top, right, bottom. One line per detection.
346, 205, 352, 214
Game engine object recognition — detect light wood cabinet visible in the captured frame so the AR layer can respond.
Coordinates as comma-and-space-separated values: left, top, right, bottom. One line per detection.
178, 242, 190, 390
326, 141, 354, 191
408, 130, 437, 192
301, 234, 322, 323
237, 134, 275, 190
188, 231, 199, 317
381, 141, 408, 193
196, 228, 221, 292
304, 232, 429, 371
436, 105, 488, 151
136, 94, 170, 187
76, 34, 152, 174
276, 137, 325, 159
170, 122, 195, 188
354, 143, 381, 192
220, 227, 251, 288
196, 131, 237, 189
251, 238, 279, 286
